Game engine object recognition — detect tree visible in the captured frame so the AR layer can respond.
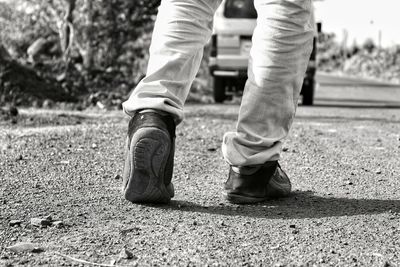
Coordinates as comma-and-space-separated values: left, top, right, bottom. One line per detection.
81, 0, 93, 70
1, 0, 162, 106
60, 0, 76, 59
362, 38, 376, 54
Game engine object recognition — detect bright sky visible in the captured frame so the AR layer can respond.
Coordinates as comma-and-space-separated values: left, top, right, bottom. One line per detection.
314, 0, 400, 47
1, 0, 399, 47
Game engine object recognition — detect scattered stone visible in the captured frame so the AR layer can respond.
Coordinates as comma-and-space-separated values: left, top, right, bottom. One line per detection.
6, 242, 44, 253
282, 147, 289, 152
207, 147, 217, 152
289, 224, 296, 229
9, 106, 18, 117
96, 101, 106, 110
193, 221, 198, 226
91, 143, 98, 149
120, 227, 141, 235
9, 220, 23, 227
119, 248, 135, 260
42, 99, 54, 109
31, 217, 52, 227
376, 170, 382, 174
52, 221, 64, 228
15, 155, 23, 161
270, 244, 280, 250
114, 174, 122, 180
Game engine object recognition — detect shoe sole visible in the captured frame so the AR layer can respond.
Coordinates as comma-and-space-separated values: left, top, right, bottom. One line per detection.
123, 127, 173, 203
225, 193, 267, 204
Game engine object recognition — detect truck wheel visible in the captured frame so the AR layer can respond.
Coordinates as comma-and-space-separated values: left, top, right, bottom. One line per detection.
302, 81, 315, 106
213, 77, 226, 103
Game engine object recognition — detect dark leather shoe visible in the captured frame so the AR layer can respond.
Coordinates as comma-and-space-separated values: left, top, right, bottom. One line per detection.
224, 161, 291, 204
122, 111, 176, 203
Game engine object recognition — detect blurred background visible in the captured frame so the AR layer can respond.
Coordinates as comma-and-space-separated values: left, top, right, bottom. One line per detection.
0, 0, 399, 111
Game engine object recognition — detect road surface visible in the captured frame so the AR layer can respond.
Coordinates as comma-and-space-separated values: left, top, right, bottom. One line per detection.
1, 81, 400, 266
315, 72, 400, 108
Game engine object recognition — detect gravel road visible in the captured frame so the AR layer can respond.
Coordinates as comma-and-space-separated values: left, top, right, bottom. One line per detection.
1, 101, 400, 266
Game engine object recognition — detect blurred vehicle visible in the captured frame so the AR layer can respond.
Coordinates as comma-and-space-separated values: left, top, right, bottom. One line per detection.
209, 0, 317, 105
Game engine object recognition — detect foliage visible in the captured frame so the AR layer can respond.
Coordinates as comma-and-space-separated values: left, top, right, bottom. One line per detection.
1, 0, 161, 107
317, 32, 400, 84
343, 46, 400, 83
1, 0, 399, 108
316, 32, 346, 72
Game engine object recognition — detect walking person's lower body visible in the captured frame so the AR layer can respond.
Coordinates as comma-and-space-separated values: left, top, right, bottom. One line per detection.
122, 0, 315, 204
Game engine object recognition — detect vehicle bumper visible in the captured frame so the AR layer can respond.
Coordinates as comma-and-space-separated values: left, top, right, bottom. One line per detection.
209, 56, 248, 78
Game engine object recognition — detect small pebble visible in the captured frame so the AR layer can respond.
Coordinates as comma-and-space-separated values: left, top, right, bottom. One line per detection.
9, 220, 23, 227
31, 218, 52, 227
119, 248, 135, 260
52, 221, 64, 228
6, 242, 43, 253
9, 106, 19, 116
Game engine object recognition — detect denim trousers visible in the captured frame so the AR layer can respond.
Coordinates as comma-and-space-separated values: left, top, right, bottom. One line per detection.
122, 0, 315, 167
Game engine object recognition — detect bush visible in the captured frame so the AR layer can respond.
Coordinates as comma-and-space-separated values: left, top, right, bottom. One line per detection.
0, 0, 161, 107
317, 32, 400, 84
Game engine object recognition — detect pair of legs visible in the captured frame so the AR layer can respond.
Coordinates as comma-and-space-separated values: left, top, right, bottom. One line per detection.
122, 0, 315, 204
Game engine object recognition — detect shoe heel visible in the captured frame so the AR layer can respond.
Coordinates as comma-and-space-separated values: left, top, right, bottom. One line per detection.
124, 127, 172, 203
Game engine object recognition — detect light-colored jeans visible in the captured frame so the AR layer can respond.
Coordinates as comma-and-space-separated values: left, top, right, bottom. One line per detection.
123, 0, 315, 166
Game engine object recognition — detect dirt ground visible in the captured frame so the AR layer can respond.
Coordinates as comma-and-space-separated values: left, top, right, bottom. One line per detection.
1, 103, 400, 266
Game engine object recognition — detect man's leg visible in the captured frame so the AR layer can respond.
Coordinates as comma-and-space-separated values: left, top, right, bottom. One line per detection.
123, 0, 222, 123
223, 0, 315, 203
122, 0, 222, 203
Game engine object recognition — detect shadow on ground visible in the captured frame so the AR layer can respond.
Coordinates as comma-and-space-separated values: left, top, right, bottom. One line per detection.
155, 191, 400, 220
185, 103, 400, 124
